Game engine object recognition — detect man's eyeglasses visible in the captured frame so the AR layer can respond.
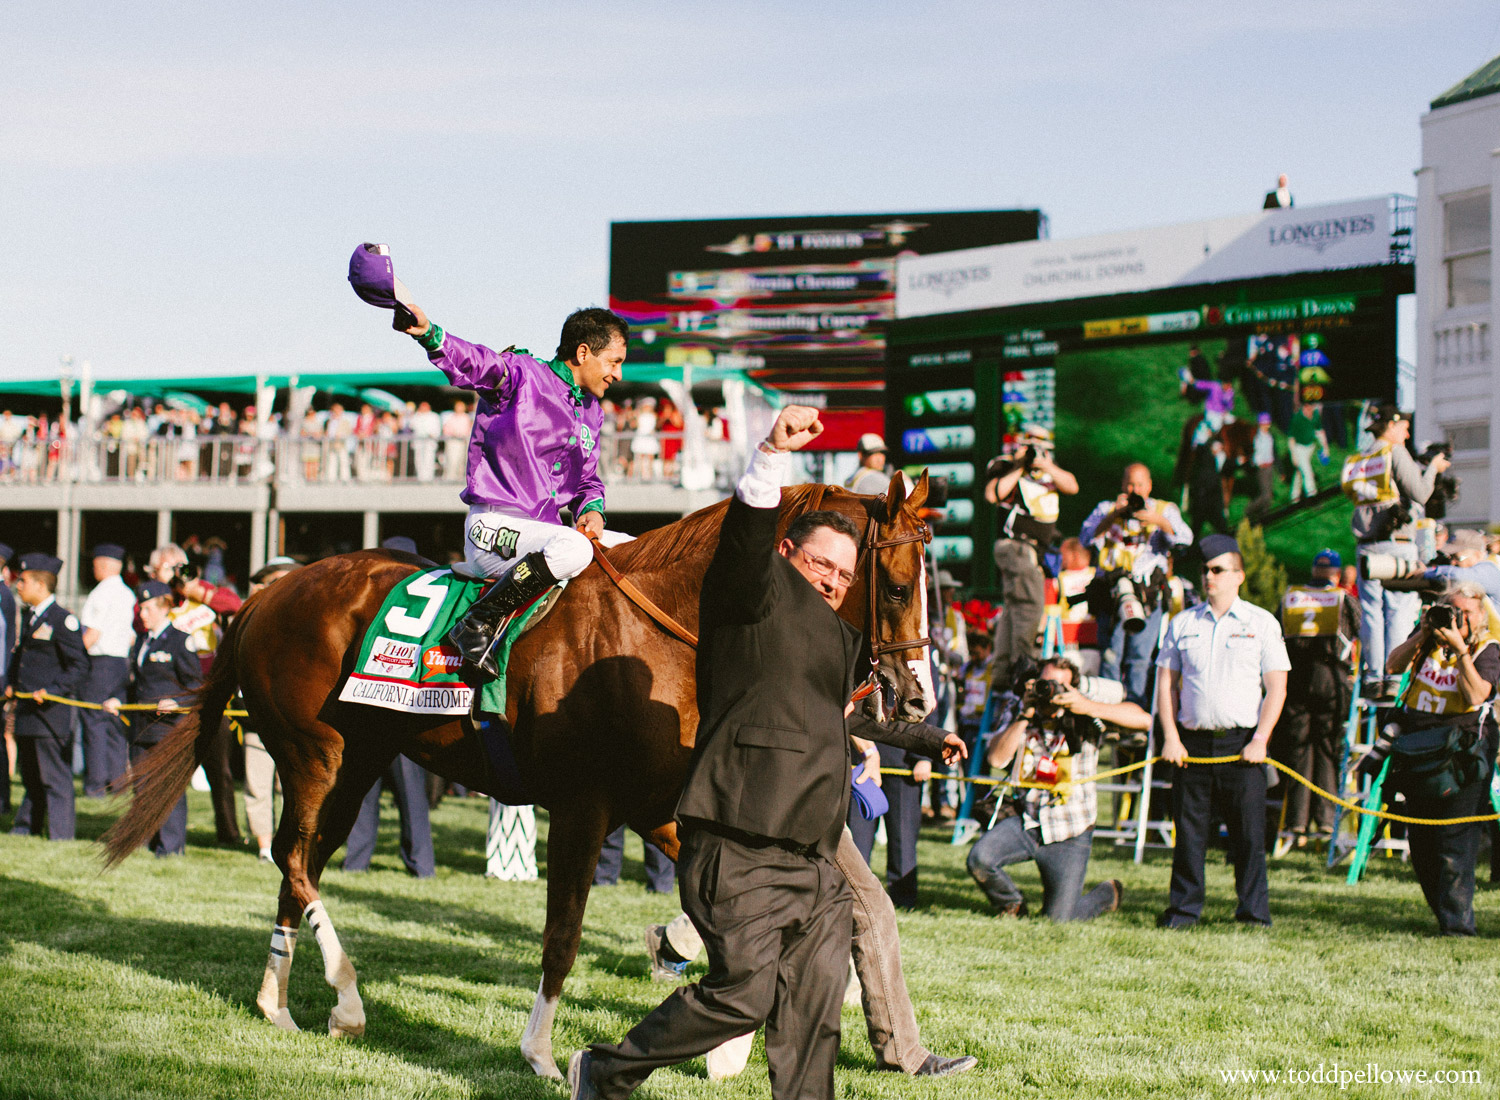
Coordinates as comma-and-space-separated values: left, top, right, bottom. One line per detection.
1203, 564, 1240, 576
795, 547, 856, 588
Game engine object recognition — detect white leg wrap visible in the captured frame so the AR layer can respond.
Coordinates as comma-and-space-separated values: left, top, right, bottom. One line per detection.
520, 978, 562, 1078
305, 900, 365, 1038
256, 924, 300, 1031
707, 1031, 756, 1080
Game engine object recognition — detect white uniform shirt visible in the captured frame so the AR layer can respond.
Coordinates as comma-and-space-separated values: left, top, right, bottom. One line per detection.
80, 574, 138, 658
1156, 598, 1290, 730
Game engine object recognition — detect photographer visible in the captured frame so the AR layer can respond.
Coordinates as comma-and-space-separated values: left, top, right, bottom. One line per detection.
983, 425, 1077, 675
966, 657, 1149, 921
146, 542, 244, 846
1377, 583, 1498, 936
1424, 528, 1500, 606
1079, 462, 1193, 705
1342, 406, 1451, 698
1274, 549, 1360, 843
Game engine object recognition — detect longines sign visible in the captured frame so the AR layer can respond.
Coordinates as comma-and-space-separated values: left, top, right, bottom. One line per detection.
897, 197, 1395, 319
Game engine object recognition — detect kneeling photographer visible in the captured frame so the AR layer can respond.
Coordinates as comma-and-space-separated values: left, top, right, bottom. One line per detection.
1375, 582, 1498, 936
966, 657, 1150, 921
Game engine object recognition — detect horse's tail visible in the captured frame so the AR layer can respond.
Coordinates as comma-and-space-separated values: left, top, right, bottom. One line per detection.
100, 604, 246, 869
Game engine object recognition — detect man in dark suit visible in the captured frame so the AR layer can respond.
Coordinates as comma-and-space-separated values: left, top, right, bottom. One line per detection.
106, 580, 202, 856
8, 552, 89, 840
0, 542, 17, 814
572, 406, 965, 1100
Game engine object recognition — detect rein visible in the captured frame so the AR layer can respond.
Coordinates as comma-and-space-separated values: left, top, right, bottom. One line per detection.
586, 483, 931, 691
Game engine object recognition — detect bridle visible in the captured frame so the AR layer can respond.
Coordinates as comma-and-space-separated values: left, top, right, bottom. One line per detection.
806, 484, 932, 666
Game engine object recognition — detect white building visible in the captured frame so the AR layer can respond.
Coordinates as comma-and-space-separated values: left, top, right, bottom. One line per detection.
1416, 55, 1500, 525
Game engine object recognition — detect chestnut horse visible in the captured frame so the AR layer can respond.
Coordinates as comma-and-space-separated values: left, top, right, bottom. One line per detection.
102, 475, 933, 1078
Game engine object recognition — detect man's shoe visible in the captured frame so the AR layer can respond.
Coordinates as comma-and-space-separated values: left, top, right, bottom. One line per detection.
568, 1050, 601, 1100
644, 924, 689, 982
1156, 911, 1197, 930
1104, 880, 1124, 913
448, 551, 558, 677
895, 1053, 979, 1077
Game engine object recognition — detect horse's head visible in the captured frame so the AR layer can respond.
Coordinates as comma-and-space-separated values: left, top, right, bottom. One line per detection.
853, 472, 936, 722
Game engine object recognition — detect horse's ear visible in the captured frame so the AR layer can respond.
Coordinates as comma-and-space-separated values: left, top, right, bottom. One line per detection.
884, 471, 910, 524
905, 470, 930, 513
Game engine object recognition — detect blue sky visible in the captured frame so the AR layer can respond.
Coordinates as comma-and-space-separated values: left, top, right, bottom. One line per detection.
5, 1, 1498, 384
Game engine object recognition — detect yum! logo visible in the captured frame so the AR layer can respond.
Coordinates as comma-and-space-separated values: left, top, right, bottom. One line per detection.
421, 645, 464, 681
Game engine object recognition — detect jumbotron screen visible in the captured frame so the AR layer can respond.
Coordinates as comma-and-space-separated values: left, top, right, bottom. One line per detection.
608, 211, 1043, 397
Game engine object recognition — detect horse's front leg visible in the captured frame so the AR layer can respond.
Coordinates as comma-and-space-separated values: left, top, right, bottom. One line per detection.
521, 801, 611, 1078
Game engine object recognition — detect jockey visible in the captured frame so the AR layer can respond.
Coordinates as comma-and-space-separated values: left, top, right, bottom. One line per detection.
394, 302, 628, 676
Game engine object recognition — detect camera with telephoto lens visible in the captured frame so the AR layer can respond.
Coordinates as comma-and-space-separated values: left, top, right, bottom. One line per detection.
1111, 574, 1147, 634
1124, 491, 1147, 515
1425, 604, 1457, 632
170, 561, 201, 585
1417, 442, 1461, 521
1359, 553, 1427, 582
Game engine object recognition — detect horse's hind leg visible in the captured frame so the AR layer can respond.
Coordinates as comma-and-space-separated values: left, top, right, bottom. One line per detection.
521, 799, 612, 1079
255, 725, 388, 1040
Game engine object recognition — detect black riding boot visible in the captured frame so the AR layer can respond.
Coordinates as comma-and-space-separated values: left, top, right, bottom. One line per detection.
448, 551, 559, 677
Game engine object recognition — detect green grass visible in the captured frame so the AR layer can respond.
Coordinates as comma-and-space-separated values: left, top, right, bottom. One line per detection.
3, 780, 1497, 1098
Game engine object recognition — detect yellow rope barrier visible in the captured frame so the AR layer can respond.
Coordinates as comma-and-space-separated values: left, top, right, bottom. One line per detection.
25, 689, 1495, 826
881, 754, 1500, 827
30, 691, 248, 717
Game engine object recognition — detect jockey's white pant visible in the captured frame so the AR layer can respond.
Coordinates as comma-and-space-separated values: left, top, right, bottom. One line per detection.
463, 506, 632, 581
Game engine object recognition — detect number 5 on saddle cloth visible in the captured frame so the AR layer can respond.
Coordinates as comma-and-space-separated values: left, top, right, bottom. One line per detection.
339, 568, 563, 719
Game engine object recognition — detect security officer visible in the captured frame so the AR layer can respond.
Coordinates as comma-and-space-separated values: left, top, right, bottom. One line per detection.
0, 542, 16, 815
7, 552, 89, 841
1156, 533, 1290, 928
107, 579, 202, 856
1274, 549, 1359, 841
79, 542, 136, 796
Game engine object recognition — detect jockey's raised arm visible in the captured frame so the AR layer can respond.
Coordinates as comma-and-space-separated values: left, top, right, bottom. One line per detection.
391, 301, 630, 677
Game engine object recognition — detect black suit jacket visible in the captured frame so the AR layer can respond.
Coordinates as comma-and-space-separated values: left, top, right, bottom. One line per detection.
677, 494, 948, 859
128, 625, 202, 744
12, 599, 90, 739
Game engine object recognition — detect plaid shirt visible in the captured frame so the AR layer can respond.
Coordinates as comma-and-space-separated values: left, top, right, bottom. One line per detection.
1014, 719, 1100, 845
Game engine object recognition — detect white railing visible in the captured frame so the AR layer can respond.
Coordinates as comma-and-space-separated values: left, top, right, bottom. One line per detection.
0, 431, 739, 490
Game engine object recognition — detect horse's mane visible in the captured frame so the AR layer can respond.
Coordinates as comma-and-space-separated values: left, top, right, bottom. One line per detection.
607, 483, 859, 575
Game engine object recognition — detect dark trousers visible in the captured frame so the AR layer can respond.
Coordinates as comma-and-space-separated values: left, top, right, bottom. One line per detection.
81, 655, 130, 797
129, 739, 186, 854
846, 743, 922, 908
343, 755, 435, 877
967, 817, 1116, 921
204, 715, 241, 844
12, 735, 76, 841
1276, 662, 1348, 833
588, 827, 852, 1100
595, 825, 675, 893
1164, 728, 1271, 926
993, 539, 1044, 674
1406, 777, 1488, 936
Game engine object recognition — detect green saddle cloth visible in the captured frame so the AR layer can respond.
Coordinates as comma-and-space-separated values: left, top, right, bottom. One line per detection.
338, 569, 552, 716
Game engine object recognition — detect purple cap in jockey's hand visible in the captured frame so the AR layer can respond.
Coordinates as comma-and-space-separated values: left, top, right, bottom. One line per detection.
348, 243, 416, 311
